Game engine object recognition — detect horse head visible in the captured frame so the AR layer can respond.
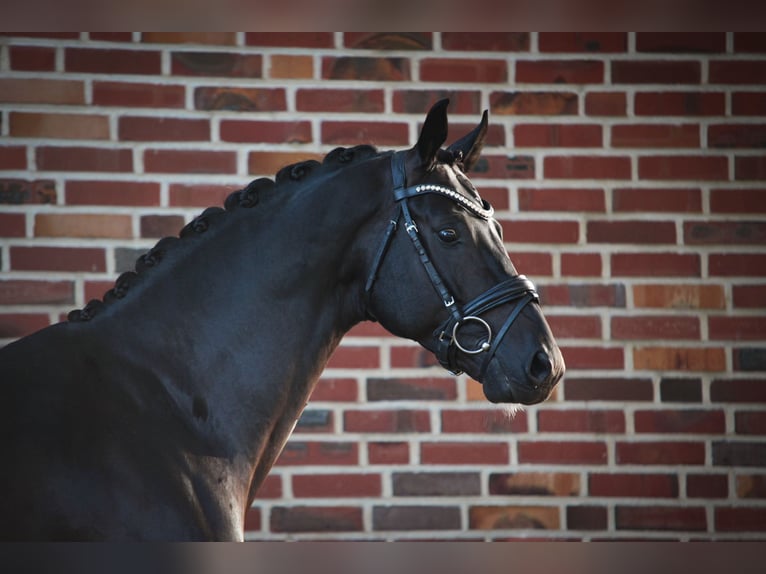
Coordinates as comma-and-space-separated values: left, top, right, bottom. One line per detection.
365, 99, 565, 405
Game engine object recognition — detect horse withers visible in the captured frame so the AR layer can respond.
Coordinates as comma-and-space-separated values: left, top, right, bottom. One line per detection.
0, 100, 564, 540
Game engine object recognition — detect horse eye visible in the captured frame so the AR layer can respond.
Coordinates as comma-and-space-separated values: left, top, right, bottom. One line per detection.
438, 228, 459, 243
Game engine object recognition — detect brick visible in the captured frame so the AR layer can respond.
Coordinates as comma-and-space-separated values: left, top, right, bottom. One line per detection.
9, 45, 55, 71
710, 317, 766, 341
585, 92, 627, 116
518, 441, 607, 465
142, 32, 237, 45
389, 346, 442, 369
321, 121, 408, 146
9, 112, 109, 140
560, 346, 624, 370
440, 409, 528, 433
715, 507, 766, 532
735, 33, 766, 52
636, 32, 726, 53
612, 316, 700, 340
171, 51, 262, 77
0, 147, 27, 170
35, 214, 132, 239
587, 221, 676, 244
616, 441, 705, 465
613, 188, 702, 213
639, 155, 728, 181
733, 92, 766, 116
634, 409, 725, 434
292, 473, 381, 498
442, 121, 505, 147
612, 252, 700, 277
539, 33, 627, 53
393, 472, 481, 496
296, 89, 384, 113
537, 284, 626, 307
736, 411, 766, 435
253, 475, 282, 500
711, 378, 766, 403
10, 246, 105, 272
275, 441, 357, 467
635, 91, 725, 116
442, 32, 529, 51
88, 33, 133, 42
516, 60, 603, 84
737, 474, 766, 498
66, 48, 161, 74
373, 506, 461, 531
368, 442, 409, 465
326, 346, 379, 369
270, 506, 363, 533
269, 55, 313, 79
544, 156, 631, 179
491, 91, 578, 115
514, 124, 602, 148
499, 219, 579, 244
66, 181, 160, 206
344, 32, 432, 50
0, 314, 50, 338
612, 124, 700, 148
310, 378, 358, 402
472, 155, 535, 179
735, 349, 766, 372
0, 32, 78, 38
0, 180, 54, 206
143, 149, 236, 174
343, 409, 430, 433
322, 57, 410, 81
220, 120, 312, 144
294, 409, 333, 433
633, 347, 726, 372
194, 87, 286, 111
736, 156, 766, 180
714, 441, 766, 467
36, 146, 133, 173
243, 508, 260, 532
709, 124, 766, 148
392, 90, 481, 115
0, 213, 25, 237
489, 472, 580, 496
0, 79, 85, 105
710, 253, 766, 276
0, 280, 74, 305
420, 442, 509, 465
612, 61, 701, 84
93, 81, 186, 108
119, 117, 210, 141
589, 473, 679, 497
684, 221, 766, 245
538, 409, 625, 433
246, 32, 334, 48
733, 284, 766, 307
420, 58, 507, 83
248, 151, 323, 176
567, 506, 608, 530
366, 377, 456, 401
687, 474, 728, 498
711, 188, 766, 213
546, 314, 602, 339
633, 284, 725, 310
469, 506, 559, 530
140, 215, 184, 238
561, 253, 602, 277
564, 377, 653, 402
710, 61, 766, 84
616, 506, 706, 532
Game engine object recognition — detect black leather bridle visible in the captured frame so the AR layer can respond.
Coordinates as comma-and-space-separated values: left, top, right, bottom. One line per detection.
364, 151, 539, 378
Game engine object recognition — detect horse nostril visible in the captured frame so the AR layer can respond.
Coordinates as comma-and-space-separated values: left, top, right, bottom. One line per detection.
528, 349, 552, 385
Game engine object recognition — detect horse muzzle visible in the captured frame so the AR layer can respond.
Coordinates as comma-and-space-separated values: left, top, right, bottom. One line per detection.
480, 344, 565, 405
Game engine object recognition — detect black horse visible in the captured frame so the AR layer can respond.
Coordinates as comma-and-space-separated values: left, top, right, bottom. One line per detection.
0, 100, 564, 540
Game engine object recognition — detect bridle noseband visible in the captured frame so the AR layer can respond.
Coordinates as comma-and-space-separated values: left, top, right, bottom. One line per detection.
364, 151, 539, 379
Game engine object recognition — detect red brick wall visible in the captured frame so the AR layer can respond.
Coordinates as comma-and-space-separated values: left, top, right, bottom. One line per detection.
1, 32, 765, 540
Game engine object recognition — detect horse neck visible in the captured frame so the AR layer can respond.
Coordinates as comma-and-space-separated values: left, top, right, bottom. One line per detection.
89, 156, 390, 462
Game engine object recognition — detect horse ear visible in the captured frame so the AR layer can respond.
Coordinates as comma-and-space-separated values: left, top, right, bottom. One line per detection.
447, 109, 488, 172
414, 98, 449, 167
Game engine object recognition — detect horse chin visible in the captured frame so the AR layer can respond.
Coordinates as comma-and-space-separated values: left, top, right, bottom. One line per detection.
480, 357, 552, 405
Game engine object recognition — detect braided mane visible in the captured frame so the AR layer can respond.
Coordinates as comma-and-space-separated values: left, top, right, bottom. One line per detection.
67, 145, 381, 322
